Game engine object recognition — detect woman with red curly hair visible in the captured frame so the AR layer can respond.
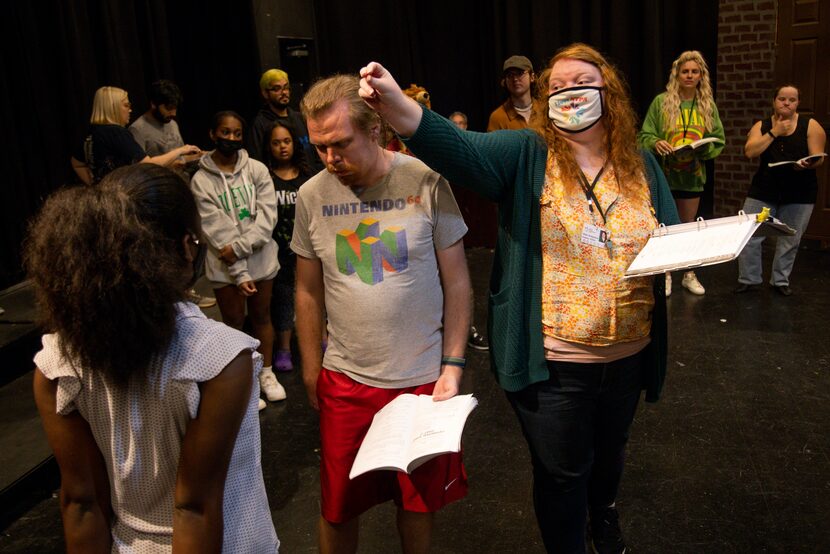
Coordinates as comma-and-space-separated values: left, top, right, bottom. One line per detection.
359, 43, 679, 553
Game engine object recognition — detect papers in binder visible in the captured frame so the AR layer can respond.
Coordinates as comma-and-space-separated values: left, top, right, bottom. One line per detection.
624, 212, 796, 278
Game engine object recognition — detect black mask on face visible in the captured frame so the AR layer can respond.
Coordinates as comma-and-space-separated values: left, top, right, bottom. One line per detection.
185, 236, 208, 289
215, 138, 243, 156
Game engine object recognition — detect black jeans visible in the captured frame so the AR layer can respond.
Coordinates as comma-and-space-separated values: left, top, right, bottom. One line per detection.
506, 350, 644, 553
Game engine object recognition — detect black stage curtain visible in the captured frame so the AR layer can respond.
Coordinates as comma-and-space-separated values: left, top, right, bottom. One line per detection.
1, 1, 719, 287
0, 1, 262, 289
314, 0, 719, 246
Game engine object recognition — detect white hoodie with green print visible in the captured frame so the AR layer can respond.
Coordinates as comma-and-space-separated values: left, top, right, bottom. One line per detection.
191, 149, 279, 286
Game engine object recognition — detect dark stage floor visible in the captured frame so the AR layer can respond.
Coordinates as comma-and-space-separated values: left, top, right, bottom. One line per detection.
1, 244, 829, 553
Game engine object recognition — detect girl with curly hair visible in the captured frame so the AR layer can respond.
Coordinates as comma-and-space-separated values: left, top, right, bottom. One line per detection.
359, 42, 680, 553
638, 50, 726, 296
28, 164, 278, 552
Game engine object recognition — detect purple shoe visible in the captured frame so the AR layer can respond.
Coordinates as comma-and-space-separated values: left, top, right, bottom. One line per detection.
273, 350, 293, 372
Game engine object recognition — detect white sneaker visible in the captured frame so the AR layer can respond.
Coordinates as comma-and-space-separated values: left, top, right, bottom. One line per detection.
260, 369, 287, 402
187, 289, 217, 308
665, 272, 672, 297
258, 398, 266, 411
681, 271, 705, 295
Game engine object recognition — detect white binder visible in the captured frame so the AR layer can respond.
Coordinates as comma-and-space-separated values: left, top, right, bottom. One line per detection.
625, 211, 796, 278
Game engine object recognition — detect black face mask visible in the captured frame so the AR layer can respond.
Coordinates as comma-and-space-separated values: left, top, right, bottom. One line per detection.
215, 138, 243, 156
186, 236, 208, 289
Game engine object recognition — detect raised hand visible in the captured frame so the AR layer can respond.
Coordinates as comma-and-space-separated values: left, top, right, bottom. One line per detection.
358, 61, 423, 137
358, 62, 401, 109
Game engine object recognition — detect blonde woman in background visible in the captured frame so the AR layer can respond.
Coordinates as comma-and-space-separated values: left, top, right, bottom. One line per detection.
638, 51, 725, 296
70, 86, 199, 184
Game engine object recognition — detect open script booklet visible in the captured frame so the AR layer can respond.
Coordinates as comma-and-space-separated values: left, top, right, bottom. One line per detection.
671, 136, 723, 152
625, 211, 796, 278
349, 393, 478, 480
768, 153, 827, 167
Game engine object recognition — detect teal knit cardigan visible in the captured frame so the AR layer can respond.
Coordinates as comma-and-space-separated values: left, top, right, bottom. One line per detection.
406, 108, 680, 402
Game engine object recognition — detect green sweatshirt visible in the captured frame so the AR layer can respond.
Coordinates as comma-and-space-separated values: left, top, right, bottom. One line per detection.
406, 108, 680, 402
638, 92, 725, 193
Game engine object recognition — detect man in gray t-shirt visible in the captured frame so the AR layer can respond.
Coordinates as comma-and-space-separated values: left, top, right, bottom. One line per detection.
292, 74, 471, 551
129, 80, 215, 310
293, 150, 468, 386
129, 80, 202, 172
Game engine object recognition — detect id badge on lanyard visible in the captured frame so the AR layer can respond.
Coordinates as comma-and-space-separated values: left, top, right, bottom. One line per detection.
578, 167, 613, 253
580, 223, 610, 248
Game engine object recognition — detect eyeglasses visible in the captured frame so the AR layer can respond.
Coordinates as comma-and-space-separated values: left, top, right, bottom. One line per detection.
267, 85, 290, 93
505, 70, 529, 80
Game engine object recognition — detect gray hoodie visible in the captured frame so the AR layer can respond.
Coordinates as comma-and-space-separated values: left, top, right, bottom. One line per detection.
191, 149, 279, 285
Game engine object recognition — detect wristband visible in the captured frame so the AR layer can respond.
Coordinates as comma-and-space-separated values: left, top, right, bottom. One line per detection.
441, 356, 466, 369
767, 131, 777, 139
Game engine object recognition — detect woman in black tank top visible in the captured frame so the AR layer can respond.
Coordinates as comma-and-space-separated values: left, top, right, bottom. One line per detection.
735, 85, 827, 295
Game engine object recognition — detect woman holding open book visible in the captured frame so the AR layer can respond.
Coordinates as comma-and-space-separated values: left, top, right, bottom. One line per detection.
358, 43, 679, 554
638, 50, 725, 296
735, 84, 827, 296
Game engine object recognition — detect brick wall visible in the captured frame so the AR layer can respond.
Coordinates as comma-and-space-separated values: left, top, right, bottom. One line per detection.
714, 0, 778, 216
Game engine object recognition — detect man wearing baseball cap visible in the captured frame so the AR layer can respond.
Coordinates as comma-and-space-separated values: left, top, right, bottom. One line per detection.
487, 55, 537, 131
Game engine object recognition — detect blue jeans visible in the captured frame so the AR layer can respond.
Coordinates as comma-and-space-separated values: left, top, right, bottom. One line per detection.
506, 351, 644, 554
737, 197, 814, 286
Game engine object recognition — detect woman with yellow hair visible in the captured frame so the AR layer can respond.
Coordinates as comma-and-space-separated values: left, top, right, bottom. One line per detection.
359, 43, 679, 553
71, 86, 200, 184
638, 51, 725, 296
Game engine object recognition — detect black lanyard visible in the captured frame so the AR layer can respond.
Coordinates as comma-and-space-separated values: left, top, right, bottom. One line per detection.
577, 166, 607, 225
681, 97, 697, 140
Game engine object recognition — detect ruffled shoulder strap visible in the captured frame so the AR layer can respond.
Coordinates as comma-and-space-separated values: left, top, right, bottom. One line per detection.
33, 334, 82, 415
167, 303, 261, 418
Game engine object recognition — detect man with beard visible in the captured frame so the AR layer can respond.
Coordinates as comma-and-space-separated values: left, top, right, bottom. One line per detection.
130, 79, 215, 309
247, 69, 323, 172
129, 80, 200, 171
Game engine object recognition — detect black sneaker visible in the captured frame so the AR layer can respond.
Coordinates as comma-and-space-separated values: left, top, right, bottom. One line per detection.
588, 505, 626, 554
467, 326, 489, 351
774, 284, 793, 296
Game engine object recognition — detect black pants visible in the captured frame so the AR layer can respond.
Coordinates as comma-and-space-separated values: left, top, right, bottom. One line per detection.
506, 350, 644, 553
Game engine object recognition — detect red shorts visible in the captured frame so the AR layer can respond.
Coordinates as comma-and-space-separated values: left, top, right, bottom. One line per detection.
317, 368, 468, 523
